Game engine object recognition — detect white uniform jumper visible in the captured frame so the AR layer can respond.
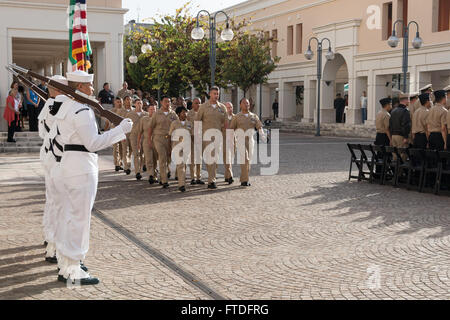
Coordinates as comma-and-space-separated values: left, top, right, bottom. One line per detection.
38, 95, 70, 258
54, 98, 127, 280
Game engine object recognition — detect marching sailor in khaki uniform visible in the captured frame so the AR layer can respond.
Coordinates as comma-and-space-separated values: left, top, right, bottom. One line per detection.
374, 98, 392, 146
426, 90, 448, 151
229, 98, 266, 186
195, 87, 227, 189
104, 97, 124, 172
127, 98, 148, 180
54, 70, 133, 285
169, 106, 192, 192
38, 75, 70, 263
138, 105, 158, 184
117, 95, 133, 175
412, 93, 431, 149
148, 96, 178, 188
186, 98, 204, 185
223, 102, 235, 184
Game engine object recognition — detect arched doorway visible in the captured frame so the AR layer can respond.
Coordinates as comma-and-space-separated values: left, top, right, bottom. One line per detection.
321, 53, 349, 124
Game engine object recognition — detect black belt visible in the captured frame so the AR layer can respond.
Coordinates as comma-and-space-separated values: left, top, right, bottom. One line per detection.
64, 144, 95, 153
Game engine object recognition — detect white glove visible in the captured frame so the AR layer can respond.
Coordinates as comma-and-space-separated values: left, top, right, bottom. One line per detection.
261, 134, 267, 143
119, 118, 133, 134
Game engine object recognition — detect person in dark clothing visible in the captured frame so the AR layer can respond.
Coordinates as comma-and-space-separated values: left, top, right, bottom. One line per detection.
26, 85, 40, 131
334, 93, 346, 123
37, 81, 48, 116
98, 82, 115, 105
389, 93, 411, 160
272, 98, 279, 120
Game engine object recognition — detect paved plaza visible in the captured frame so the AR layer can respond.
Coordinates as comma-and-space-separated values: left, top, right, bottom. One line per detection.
1, 133, 450, 300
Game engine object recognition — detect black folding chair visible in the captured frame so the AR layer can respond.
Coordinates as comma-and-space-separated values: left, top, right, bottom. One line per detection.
422, 150, 440, 194
394, 148, 411, 188
407, 148, 426, 191
383, 146, 397, 186
437, 151, 450, 195
358, 144, 375, 183
370, 145, 388, 184
347, 143, 364, 181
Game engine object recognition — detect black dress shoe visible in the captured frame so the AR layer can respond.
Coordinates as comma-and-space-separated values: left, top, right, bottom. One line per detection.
125, 169, 131, 175
159, 181, 163, 185
241, 182, 251, 187
196, 179, 205, 185
167, 172, 171, 179
6, 139, 16, 143
58, 275, 100, 285
208, 182, 217, 189
142, 165, 147, 172
162, 183, 169, 189
175, 176, 178, 181
136, 173, 142, 180
179, 186, 186, 192
45, 256, 57, 263
226, 178, 234, 185
43, 241, 48, 247
115, 166, 121, 172
190, 179, 197, 185
149, 176, 156, 184
80, 262, 88, 272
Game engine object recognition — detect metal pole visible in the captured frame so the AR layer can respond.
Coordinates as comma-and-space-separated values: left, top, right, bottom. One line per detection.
157, 39, 161, 104
316, 43, 322, 137
210, 17, 216, 88
403, 27, 409, 93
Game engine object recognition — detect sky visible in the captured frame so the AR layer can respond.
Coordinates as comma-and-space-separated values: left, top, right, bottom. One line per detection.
122, 0, 246, 23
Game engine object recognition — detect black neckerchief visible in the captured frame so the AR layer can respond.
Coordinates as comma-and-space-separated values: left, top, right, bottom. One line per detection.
49, 101, 63, 116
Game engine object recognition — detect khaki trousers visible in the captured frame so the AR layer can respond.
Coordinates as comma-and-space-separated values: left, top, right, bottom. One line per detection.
153, 135, 170, 184
240, 139, 251, 183
203, 140, 218, 184
189, 139, 201, 180
113, 142, 123, 167
176, 164, 186, 187
130, 133, 143, 175
121, 135, 132, 170
223, 136, 235, 180
392, 135, 408, 161
142, 139, 158, 177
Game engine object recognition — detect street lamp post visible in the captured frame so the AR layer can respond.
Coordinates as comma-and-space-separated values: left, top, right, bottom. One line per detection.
304, 37, 335, 137
387, 20, 423, 93
191, 10, 234, 88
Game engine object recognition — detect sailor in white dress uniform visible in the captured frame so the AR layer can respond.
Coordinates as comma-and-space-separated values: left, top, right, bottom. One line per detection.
54, 70, 133, 285
37, 75, 70, 263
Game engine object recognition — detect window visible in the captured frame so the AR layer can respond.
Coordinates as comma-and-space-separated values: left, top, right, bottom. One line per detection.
296, 23, 303, 54
383, 2, 393, 40
272, 29, 278, 57
438, 0, 450, 31
287, 25, 294, 55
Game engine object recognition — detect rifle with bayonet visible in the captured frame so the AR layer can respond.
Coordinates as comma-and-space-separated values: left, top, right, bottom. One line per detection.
5, 66, 48, 102
9, 64, 124, 126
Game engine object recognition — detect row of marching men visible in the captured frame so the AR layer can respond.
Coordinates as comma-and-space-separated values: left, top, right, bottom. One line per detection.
105, 87, 267, 192
38, 72, 266, 286
375, 84, 450, 151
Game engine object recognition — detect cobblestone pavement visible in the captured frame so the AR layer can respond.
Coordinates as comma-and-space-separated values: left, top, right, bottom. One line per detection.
1, 133, 450, 300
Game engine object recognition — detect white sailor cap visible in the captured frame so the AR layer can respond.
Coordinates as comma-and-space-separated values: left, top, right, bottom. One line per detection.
49, 75, 68, 86
398, 92, 409, 99
419, 84, 432, 92
409, 92, 419, 98
66, 70, 94, 83
444, 85, 450, 92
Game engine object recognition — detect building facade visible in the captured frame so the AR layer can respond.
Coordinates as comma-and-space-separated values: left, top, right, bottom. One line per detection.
0, 0, 127, 131
218, 0, 450, 126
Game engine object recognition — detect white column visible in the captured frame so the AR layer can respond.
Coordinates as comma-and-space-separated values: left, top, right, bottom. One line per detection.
319, 79, 335, 123
302, 76, 315, 123
53, 60, 62, 75
44, 65, 53, 77
348, 76, 366, 125
261, 84, 271, 119
369, 73, 388, 126
0, 28, 12, 132
278, 81, 296, 121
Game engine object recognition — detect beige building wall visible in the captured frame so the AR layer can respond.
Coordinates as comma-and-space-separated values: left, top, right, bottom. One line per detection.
219, 0, 450, 126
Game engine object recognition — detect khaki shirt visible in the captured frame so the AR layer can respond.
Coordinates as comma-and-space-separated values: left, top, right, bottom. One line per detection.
169, 120, 193, 147
138, 116, 152, 143
127, 110, 148, 136
375, 109, 390, 133
224, 113, 235, 130
109, 106, 123, 128
117, 88, 132, 99
412, 106, 429, 134
195, 100, 227, 132
229, 112, 263, 131
426, 103, 448, 133
149, 109, 178, 136
186, 109, 198, 123
409, 99, 420, 119
446, 109, 450, 134
116, 106, 133, 118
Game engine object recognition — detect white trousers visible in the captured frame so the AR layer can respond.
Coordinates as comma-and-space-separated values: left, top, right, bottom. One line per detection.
43, 166, 63, 257
55, 172, 98, 262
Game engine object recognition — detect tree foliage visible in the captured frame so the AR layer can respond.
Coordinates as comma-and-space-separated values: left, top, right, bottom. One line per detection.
124, 2, 279, 98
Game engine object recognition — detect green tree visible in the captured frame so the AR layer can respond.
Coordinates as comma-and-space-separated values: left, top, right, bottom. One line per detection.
221, 31, 280, 97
